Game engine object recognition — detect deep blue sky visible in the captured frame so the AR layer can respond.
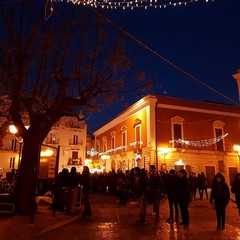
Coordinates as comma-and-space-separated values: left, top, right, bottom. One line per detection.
84, 0, 240, 133
3, 0, 239, 133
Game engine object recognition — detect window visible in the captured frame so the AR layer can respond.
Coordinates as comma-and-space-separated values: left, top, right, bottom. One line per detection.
173, 124, 182, 148
213, 121, 225, 152
111, 136, 115, 154
171, 116, 184, 148
11, 138, 17, 151
121, 126, 127, 152
110, 131, 116, 154
122, 131, 127, 152
50, 133, 56, 144
215, 128, 224, 151
73, 135, 78, 145
9, 157, 15, 168
102, 136, 107, 153
72, 151, 78, 160
135, 125, 142, 148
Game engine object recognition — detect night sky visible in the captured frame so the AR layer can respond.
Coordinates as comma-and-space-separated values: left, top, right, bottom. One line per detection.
85, 0, 240, 133
2, 0, 240, 133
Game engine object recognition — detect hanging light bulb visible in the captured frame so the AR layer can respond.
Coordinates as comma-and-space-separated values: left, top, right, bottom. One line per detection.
52, 0, 214, 11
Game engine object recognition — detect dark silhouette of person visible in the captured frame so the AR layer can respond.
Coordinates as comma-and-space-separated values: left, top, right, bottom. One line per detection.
166, 169, 179, 223
210, 172, 230, 229
231, 173, 240, 215
82, 166, 92, 217
176, 169, 191, 227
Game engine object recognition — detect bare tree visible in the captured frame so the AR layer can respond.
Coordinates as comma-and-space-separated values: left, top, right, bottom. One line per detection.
0, 2, 149, 215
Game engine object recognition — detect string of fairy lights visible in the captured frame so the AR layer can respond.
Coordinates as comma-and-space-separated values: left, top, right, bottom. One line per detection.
169, 133, 228, 148
52, 0, 214, 10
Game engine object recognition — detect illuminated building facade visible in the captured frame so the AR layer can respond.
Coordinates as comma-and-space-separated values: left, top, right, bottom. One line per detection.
94, 95, 240, 186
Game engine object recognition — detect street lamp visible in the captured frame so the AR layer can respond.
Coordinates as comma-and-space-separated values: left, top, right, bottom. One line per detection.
9, 125, 24, 172
233, 144, 240, 160
158, 147, 172, 162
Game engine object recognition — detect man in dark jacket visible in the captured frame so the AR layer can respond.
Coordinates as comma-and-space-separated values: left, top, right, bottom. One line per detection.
148, 165, 164, 221
166, 169, 179, 223
133, 167, 148, 224
210, 172, 230, 229
176, 169, 191, 227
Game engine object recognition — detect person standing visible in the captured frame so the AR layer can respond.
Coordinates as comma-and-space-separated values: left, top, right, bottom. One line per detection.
231, 173, 240, 215
189, 172, 197, 200
176, 169, 191, 227
116, 171, 128, 205
133, 167, 148, 224
67, 167, 80, 215
148, 165, 164, 221
201, 172, 208, 199
166, 169, 179, 223
82, 166, 92, 217
210, 172, 230, 229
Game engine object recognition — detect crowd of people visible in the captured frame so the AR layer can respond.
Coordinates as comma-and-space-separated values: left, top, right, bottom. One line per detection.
54, 165, 240, 230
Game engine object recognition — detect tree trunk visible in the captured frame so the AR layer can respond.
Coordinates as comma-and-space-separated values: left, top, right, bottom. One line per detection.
15, 135, 41, 215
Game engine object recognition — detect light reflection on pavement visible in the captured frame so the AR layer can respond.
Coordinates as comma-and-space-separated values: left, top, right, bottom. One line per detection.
34, 194, 240, 240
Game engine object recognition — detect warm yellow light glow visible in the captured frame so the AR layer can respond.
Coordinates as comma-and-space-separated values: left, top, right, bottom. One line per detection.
175, 159, 185, 166
90, 167, 105, 173
9, 124, 29, 134
9, 125, 18, 134
101, 155, 110, 160
234, 145, 240, 152
85, 159, 92, 163
40, 149, 54, 157
158, 147, 172, 155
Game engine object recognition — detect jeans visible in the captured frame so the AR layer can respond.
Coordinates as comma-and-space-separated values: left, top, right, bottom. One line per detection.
168, 196, 179, 221
178, 201, 189, 226
215, 204, 226, 227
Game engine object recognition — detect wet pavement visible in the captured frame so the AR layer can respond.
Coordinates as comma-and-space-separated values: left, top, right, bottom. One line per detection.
34, 193, 240, 240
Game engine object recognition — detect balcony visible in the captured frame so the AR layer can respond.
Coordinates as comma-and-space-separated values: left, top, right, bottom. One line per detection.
44, 138, 60, 145
69, 140, 83, 146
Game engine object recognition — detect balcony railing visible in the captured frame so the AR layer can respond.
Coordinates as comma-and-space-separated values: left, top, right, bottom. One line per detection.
69, 140, 83, 146
44, 138, 60, 145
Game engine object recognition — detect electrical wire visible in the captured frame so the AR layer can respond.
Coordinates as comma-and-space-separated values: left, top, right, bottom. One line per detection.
88, 6, 240, 107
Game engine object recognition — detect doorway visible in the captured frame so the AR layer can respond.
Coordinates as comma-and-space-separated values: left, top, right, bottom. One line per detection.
229, 167, 238, 186
205, 166, 215, 188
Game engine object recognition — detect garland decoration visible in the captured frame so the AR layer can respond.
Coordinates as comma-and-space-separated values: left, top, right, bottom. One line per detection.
169, 133, 228, 147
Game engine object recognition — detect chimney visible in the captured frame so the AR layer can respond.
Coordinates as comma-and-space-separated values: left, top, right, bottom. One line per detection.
232, 69, 240, 103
